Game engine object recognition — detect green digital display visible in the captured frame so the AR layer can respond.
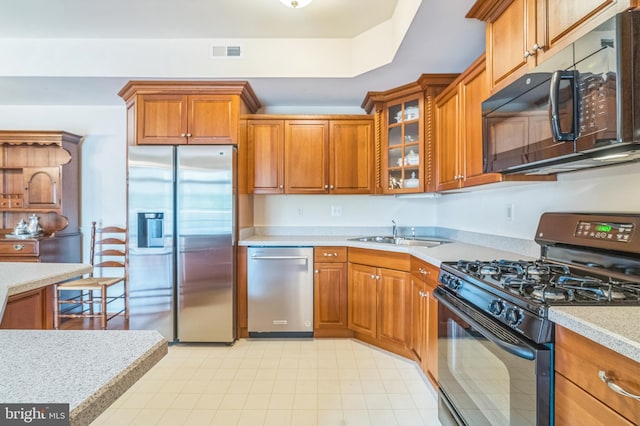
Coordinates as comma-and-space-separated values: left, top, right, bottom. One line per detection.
596, 224, 612, 232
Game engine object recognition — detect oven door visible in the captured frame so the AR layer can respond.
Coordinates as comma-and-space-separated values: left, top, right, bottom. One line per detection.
435, 288, 551, 426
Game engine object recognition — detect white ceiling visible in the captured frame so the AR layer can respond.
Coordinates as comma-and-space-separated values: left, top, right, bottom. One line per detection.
0, 0, 486, 109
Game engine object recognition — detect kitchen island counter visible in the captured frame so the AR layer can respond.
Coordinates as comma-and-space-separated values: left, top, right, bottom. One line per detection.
0, 329, 167, 426
0, 262, 92, 320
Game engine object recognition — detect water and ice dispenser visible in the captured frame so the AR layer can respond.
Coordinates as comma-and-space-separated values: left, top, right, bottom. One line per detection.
138, 212, 164, 248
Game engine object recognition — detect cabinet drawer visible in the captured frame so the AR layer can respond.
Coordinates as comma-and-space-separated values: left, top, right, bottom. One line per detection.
314, 246, 347, 263
0, 241, 38, 256
410, 256, 439, 285
555, 326, 640, 424
348, 247, 410, 271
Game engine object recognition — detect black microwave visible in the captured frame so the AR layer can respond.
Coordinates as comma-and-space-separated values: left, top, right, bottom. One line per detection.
483, 10, 640, 175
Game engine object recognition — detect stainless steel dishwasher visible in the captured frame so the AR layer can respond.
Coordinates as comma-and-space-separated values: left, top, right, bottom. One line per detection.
247, 247, 314, 337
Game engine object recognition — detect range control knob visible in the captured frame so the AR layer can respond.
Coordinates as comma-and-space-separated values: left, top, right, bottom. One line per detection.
505, 308, 523, 327
488, 300, 505, 316
449, 278, 462, 291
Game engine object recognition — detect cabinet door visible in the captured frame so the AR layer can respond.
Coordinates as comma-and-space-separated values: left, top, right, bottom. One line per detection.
410, 277, 427, 364
137, 94, 188, 145
22, 167, 61, 210
314, 262, 348, 332
555, 373, 634, 426
188, 95, 237, 144
487, 0, 537, 89
248, 120, 284, 194
383, 96, 424, 193
426, 286, 439, 383
348, 263, 378, 338
377, 268, 411, 347
436, 89, 461, 191
0, 286, 52, 329
461, 61, 492, 184
329, 120, 373, 194
284, 120, 329, 194
541, 0, 616, 60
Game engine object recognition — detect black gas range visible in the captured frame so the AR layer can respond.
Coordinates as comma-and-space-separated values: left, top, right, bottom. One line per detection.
438, 212, 640, 344
435, 213, 640, 426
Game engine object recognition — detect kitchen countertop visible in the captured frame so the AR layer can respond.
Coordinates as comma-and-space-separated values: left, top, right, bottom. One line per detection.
0, 262, 168, 425
549, 307, 640, 362
0, 329, 167, 426
0, 262, 93, 320
241, 234, 640, 364
239, 235, 536, 265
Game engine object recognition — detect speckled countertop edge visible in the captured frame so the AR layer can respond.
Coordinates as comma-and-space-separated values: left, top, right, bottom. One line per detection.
0, 330, 168, 426
549, 307, 640, 363
0, 262, 92, 320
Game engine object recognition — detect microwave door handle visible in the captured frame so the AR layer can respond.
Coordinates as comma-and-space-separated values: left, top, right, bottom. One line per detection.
549, 70, 579, 141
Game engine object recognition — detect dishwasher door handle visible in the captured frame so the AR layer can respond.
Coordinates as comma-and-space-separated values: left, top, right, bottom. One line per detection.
251, 255, 309, 261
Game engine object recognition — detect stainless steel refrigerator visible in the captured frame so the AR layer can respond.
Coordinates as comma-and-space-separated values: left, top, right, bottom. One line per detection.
127, 145, 236, 343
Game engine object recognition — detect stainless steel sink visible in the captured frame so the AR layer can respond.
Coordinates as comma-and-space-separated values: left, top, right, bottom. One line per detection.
349, 236, 449, 248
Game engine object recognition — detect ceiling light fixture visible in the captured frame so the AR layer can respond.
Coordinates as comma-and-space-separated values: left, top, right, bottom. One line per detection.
280, 0, 312, 8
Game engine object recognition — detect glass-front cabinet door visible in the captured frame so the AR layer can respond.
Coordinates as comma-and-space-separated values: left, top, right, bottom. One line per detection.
384, 96, 424, 193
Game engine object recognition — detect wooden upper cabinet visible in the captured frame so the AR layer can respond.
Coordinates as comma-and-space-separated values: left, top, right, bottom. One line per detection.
188, 95, 238, 144
118, 81, 261, 146
248, 115, 374, 195
284, 120, 329, 194
362, 75, 457, 194
23, 167, 61, 209
468, 0, 633, 92
248, 120, 284, 194
435, 88, 461, 190
329, 120, 373, 194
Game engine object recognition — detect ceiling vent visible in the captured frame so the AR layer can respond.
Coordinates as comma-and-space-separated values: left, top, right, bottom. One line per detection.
210, 45, 243, 59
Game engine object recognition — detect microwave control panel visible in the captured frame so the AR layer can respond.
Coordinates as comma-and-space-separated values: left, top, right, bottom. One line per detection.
575, 220, 634, 243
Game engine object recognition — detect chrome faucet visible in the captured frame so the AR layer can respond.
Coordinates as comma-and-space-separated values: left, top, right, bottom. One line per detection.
392, 220, 397, 238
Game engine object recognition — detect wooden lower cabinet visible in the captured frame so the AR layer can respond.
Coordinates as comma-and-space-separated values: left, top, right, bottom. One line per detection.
347, 248, 412, 358
0, 286, 54, 329
410, 256, 440, 387
313, 247, 351, 337
347, 263, 378, 339
555, 325, 640, 425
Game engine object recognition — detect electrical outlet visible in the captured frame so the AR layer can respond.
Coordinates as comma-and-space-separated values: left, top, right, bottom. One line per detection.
331, 205, 342, 217
506, 204, 514, 222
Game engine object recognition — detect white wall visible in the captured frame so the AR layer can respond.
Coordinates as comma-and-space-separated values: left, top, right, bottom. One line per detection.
0, 105, 127, 254
254, 194, 437, 229
435, 161, 640, 240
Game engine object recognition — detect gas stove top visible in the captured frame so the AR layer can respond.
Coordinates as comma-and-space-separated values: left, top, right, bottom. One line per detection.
451, 259, 640, 305
438, 213, 640, 344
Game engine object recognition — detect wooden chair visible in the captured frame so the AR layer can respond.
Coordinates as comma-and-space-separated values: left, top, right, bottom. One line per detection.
54, 221, 128, 330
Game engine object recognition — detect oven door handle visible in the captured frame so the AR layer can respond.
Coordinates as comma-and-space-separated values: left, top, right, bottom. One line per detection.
435, 290, 536, 361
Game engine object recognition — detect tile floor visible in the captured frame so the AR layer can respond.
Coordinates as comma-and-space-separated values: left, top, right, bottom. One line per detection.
91, 338, 441, 426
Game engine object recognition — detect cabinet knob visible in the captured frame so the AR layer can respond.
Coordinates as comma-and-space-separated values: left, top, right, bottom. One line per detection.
532, 43, 544, 52
186, 133, 192, 138
315, 269, 319, 273
330, 185, 334, 190
180, 133, 186, 137
418, 268, 429, 275
279, 185, 284, 189
324, 184, 329, 189
13, 244, 24, 251
524, 50, 533, 59
376, 275, 380, 280
323, 252, 337, 257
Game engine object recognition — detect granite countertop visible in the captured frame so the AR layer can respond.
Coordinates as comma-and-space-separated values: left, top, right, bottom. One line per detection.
240, 234, 640, 364
0, 330, 167, 426
0, 262, 93, 320
549, 307, 640, 362
239, 235, 536, 265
